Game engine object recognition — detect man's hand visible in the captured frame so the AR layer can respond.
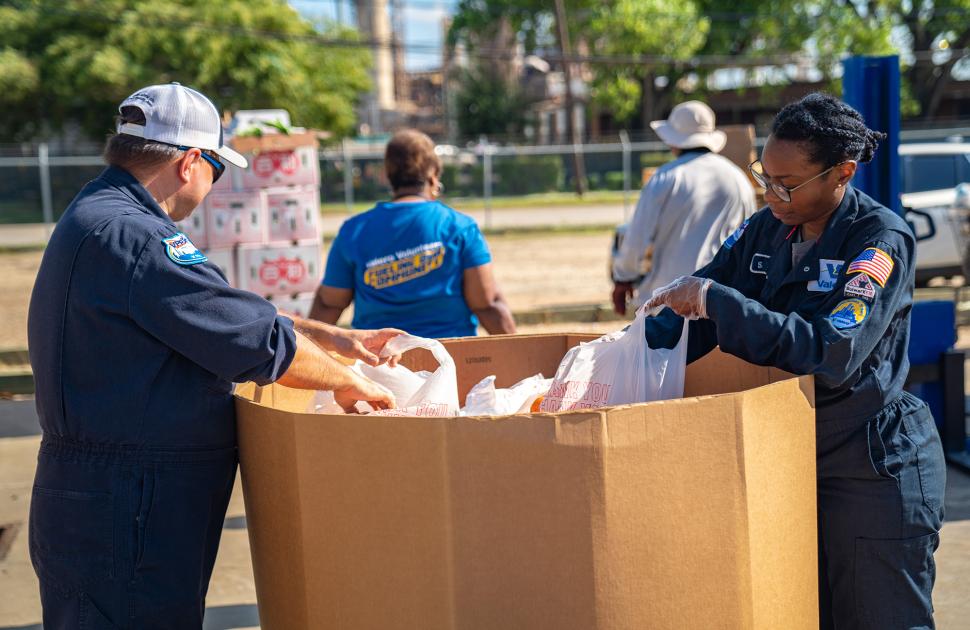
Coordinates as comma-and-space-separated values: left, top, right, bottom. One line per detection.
329, 328, 404, 367
642, 276, 713, 320
282, 312, 404, 367
612, 281, 635, 316
333, 373, 396, 413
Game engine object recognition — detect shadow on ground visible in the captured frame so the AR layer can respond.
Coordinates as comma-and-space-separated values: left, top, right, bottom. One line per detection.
0, 603, 260, 630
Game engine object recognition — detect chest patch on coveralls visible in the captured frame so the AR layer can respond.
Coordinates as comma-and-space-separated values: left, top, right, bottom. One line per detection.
807, 259, 844, 292
828, 299, 869, 329
162, 233, 208, 266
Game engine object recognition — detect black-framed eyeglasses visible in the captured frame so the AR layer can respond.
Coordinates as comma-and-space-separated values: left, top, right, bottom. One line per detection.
177, 145, 225, 183
748, 159, 849, 203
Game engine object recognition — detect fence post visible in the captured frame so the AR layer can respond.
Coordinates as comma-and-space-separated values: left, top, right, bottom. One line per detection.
38, 142, 54, 236
480, 135, 492, 230
619, 130, 631, 221
342, 138, 354, 214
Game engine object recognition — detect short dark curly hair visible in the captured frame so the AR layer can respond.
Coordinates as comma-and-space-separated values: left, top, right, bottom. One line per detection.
770, 93, 886, 167
384, 129, 441, 191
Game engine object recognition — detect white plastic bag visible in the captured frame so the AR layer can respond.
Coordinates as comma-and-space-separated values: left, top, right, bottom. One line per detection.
538, 306, 688, 412
461, 373, 551, 416
354, 334, 460, 417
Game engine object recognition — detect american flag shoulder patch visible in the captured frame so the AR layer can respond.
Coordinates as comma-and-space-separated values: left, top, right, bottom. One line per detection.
846, 247, 894, 287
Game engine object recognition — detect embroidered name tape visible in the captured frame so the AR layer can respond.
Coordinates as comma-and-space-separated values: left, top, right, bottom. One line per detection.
846, 247, 894, 287
162, 232, 207, 266
750, 253, 770, 275
829, 298, 869, 330
808, 259, 844, 292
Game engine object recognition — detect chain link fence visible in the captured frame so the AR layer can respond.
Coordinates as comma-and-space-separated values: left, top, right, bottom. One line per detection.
2, 126, 968, 232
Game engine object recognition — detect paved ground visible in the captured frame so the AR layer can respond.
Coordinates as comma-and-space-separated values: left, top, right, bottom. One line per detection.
1, 404, 970, 629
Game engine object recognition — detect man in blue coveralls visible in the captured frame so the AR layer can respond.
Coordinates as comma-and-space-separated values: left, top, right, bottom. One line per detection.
644, 93, 946, 629
27, 83, 399, 629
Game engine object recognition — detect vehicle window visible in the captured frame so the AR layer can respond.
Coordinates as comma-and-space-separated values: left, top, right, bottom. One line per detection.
958, 154, 970, 184
900, 154, 958, 193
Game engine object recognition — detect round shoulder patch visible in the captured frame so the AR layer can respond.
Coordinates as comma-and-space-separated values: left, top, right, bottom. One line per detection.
162, 232, 207, 266
828, 299, 869, 330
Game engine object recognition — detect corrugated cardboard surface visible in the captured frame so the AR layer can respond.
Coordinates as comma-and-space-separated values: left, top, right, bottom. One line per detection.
230, 131, 320, 154
236, 334, 818, 630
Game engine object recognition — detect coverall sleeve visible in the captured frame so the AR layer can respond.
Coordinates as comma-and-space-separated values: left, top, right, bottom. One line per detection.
704, 231, 913, 388
129, 228, 298, 385
612, 172, 674, 283
642, 218, 752, 361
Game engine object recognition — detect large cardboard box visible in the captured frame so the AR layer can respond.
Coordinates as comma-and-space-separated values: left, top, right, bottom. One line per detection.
235, 334, 819, 630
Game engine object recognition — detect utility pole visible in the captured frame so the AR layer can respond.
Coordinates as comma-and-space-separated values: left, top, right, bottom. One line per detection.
553, 0, 587, 196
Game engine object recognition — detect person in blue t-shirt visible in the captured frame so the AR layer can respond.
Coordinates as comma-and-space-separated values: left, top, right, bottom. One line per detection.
311, 129, 517, 338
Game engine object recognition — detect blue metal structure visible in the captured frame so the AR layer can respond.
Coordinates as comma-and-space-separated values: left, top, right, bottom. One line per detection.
842, 55, 902, 216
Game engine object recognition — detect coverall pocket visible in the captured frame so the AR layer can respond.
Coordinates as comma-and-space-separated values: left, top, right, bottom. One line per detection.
80, 592, 125, 630
854, 532, 939, 629
902, 412, 946, 513
130, 468, 156, 575
29, 486, 114, 586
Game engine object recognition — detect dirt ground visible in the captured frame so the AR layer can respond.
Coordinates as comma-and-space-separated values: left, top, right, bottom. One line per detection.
0, 231, 617, 350
0, 250, 42, 349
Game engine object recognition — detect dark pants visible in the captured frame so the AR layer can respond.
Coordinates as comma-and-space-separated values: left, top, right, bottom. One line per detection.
817, 391, 946, 630
29, 437, 237, 630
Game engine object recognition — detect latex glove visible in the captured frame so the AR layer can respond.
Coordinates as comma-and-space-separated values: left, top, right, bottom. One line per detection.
642, 276, 713, 320
612, 281, 635, 316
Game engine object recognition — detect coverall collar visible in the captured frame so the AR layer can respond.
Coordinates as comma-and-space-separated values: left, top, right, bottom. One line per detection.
100, 165, 176, 227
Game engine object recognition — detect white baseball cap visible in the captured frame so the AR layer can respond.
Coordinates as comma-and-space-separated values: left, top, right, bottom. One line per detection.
116, 82, 247, 168
650, 101, 727, 153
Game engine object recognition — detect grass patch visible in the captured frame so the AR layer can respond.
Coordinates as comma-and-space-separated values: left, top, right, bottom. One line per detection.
0, 243, 46, 254
320, 190, 629, 215
321, 223, 615, 241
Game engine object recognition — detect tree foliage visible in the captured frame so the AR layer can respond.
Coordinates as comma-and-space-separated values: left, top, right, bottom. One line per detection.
0, 0, 372, 142
453, 66, 535, 139
448, 0, 970, 129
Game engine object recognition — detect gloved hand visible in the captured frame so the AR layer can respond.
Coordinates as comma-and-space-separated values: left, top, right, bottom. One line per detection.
612, 281, 635, 316
642, 276, 713, 320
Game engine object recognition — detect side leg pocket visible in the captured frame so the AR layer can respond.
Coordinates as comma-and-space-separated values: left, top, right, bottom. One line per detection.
29, 486, 113, 586
854, 532, 939, 629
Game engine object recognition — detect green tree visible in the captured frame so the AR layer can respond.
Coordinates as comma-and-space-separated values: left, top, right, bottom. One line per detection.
453, 66, 535, 139
449, 0, 969, 127
587, 0, 709, 125
0, 0, 371, 142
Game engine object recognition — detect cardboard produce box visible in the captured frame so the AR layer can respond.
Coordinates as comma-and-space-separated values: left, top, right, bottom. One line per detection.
230, 132, 321, 190
235, 334, 818, 630
236, 240, 322, 297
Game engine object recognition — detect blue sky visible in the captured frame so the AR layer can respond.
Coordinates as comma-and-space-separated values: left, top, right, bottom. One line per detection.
290, 0, 457, 71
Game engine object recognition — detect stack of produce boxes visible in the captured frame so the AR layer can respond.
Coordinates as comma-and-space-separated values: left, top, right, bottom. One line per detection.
176, 110, 322, 317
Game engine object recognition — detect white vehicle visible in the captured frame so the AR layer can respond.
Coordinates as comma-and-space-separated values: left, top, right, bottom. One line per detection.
899, 141, 970, 284
611, 141, 970, 287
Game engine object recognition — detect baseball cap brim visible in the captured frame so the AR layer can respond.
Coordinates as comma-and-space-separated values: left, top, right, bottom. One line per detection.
650, 120, 727, 153
213, 145, 248, 169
